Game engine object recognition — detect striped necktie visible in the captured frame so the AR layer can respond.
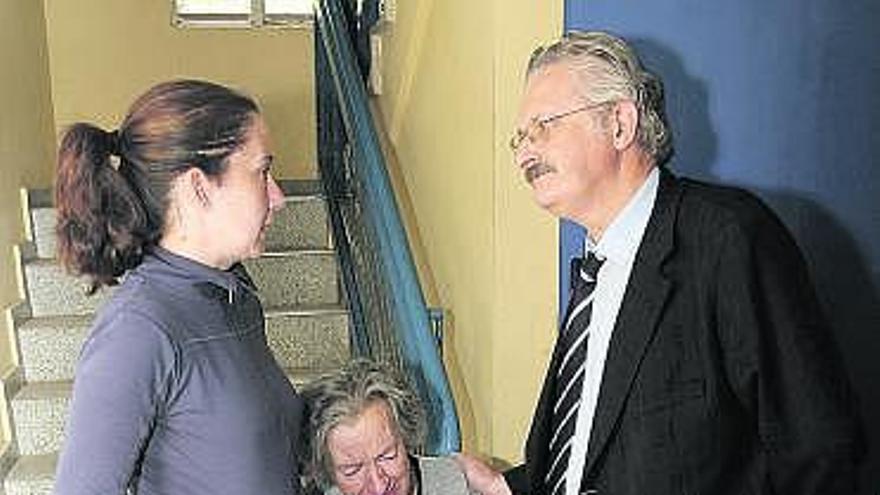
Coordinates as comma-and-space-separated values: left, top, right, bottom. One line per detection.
545, 252, 604, 495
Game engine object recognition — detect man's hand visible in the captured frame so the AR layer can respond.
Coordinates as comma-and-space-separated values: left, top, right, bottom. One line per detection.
453, 453, 513, 495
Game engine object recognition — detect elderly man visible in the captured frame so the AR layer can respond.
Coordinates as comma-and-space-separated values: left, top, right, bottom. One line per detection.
456, 30, 864, 495
302, 359, 472, 495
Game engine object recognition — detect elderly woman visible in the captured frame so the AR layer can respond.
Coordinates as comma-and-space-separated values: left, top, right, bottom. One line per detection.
302, 359, 472, 495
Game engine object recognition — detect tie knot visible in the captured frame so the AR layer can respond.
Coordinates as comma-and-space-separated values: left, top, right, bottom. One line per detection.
570, 252, 604, 290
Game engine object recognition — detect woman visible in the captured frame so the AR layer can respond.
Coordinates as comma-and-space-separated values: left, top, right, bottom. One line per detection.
53, 80, 303, 495
302, 359, 472, 495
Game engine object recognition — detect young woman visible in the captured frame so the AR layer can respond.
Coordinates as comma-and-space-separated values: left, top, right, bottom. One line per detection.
54, 80, 303, 495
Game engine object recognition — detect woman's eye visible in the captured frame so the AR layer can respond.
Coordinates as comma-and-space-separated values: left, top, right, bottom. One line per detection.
340, 465, 362, 477
378, 448, 398, 462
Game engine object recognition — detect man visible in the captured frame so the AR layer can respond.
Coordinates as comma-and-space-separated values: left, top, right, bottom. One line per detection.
455, 30, 864, 495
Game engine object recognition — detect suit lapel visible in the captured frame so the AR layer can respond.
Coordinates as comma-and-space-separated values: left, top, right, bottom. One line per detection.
584, 170, 682, 474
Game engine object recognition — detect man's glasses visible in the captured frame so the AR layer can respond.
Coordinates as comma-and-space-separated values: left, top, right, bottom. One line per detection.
509, 102, 608, 152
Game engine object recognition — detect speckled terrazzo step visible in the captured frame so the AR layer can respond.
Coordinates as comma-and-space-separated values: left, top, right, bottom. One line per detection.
16, 307, 349, 383
3, 453, 56, 495
25, 250, 339, 318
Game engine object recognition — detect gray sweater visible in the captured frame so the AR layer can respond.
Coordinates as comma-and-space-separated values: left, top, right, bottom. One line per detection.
54, 247, 303, 495
324, 456, 474, 495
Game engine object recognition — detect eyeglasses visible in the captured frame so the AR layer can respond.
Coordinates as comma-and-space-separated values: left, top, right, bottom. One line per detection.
509, 102, 607, 152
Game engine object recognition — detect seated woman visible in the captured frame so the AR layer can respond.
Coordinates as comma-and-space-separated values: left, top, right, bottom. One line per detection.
302, 359, 472, 495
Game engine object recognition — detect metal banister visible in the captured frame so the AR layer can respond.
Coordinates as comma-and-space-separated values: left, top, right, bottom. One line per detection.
314, 0, 461, 454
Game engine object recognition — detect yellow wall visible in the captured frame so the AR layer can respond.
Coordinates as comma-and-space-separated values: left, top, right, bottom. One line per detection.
0, 0, 561, 464
0, 0, 57, 444
374, 1, 562, 461
43, 0, 316, 179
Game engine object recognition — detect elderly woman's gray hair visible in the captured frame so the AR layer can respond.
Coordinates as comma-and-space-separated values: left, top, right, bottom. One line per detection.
527, 30, 674, 166
301, 359, 427, 489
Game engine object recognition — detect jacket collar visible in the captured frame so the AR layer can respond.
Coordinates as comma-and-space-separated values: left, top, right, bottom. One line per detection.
138, 246, 257, 301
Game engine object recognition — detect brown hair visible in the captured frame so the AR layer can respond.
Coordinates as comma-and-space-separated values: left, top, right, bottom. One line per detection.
55, 79, 258, 292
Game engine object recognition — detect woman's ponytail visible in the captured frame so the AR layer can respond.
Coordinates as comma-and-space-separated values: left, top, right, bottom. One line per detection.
55, 123, 150, 293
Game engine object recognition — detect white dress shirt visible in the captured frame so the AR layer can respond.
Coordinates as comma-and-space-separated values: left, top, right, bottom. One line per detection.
565, 167, 659, 495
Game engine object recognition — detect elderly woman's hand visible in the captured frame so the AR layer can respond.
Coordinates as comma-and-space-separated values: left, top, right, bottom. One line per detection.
453, 453, 512, 495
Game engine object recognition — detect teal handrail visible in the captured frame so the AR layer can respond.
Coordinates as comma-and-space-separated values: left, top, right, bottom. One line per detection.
314, 0, 461, 454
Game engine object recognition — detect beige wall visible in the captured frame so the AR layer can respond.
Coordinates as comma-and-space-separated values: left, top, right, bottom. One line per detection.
43, 0, 316, 179
373, 1, 562, 461
0, 0, 57, 444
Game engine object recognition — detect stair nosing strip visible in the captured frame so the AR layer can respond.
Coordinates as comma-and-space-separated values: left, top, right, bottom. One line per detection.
12, 380, 73, 400
257, 248, 335, 257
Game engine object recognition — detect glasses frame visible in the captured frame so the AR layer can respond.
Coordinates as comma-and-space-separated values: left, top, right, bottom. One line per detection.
509, 101, 609, 152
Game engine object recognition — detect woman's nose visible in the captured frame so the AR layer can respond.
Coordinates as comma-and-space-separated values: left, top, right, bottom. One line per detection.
267, 174, 285, 212
364, 465, 390, 495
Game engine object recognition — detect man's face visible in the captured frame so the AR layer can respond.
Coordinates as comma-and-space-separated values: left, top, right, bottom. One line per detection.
513, 63, 618, 222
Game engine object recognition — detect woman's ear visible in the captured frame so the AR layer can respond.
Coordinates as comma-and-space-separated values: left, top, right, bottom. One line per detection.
611, 100, 639, 151
184, 168, 211, 207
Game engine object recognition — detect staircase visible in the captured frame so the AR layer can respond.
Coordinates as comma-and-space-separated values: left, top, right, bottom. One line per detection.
1, 182, 350, 495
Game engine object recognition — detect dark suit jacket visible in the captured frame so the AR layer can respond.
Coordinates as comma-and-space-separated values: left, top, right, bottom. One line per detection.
505, 170, 864, 495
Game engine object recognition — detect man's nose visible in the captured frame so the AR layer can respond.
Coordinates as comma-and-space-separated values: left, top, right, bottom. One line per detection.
515, 144, 541, 172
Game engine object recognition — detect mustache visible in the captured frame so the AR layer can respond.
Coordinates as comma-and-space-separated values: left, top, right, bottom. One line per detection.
524, 161, 557, 184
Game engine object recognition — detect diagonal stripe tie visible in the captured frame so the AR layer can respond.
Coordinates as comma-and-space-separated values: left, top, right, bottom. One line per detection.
545, 252, 603, 495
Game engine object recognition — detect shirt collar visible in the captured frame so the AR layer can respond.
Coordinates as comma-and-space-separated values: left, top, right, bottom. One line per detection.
586, 167, 659, 265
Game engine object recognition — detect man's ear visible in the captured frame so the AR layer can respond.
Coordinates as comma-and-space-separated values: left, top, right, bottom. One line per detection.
611, 100, 639, 151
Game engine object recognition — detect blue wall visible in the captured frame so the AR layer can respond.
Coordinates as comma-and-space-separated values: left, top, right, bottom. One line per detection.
561, 1, 880, 491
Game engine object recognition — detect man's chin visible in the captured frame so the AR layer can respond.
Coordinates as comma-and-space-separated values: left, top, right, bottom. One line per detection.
531, 184, 560, 212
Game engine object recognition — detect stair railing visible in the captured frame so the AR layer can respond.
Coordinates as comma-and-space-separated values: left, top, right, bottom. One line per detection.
314, 0, 461, 454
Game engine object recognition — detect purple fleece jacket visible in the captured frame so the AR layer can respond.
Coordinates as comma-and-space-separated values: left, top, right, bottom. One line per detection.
54, 247, 303, 495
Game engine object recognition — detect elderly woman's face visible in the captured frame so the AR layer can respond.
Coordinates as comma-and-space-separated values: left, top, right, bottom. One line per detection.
327, 401, 412, 495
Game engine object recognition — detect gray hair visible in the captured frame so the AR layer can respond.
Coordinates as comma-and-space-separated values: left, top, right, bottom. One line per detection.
301, 359, 426, 490
527, 30, 674, 166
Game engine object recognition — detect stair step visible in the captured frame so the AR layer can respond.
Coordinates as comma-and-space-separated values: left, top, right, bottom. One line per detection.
3, 453, 56, 495
25, 251, 338, 318
243, 250, 339, 309
16, 315, 90, 383
265, 307, 350, 370
28, 207, 56, 261
23, 261, 112, 318
264, 196, 331, 251
29, 194, 329, 260
10, 363, 344, 459
10, 382, 70, 456
16, 307, 349, 383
